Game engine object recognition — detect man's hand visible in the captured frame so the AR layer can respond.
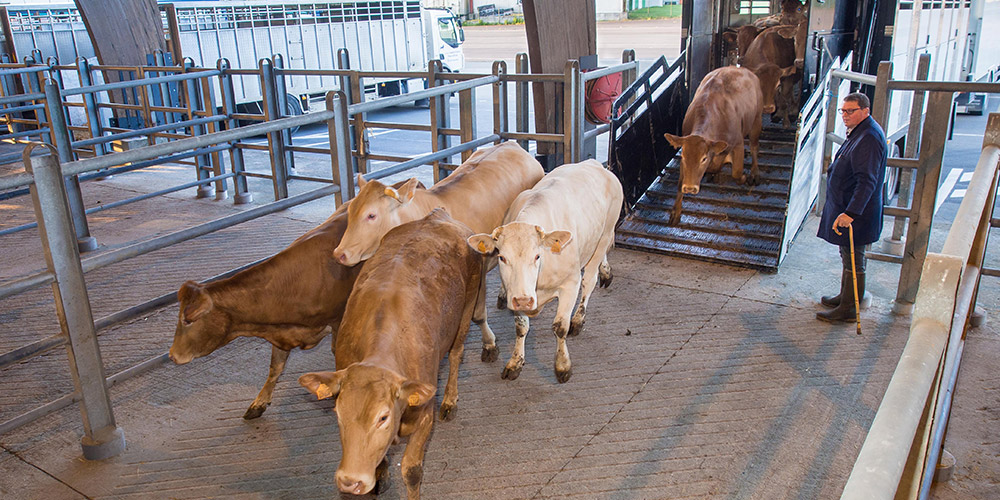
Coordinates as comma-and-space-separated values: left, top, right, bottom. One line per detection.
833, 213, 854, 236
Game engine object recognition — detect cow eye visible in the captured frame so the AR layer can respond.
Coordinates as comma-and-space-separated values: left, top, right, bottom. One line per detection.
498, 255, 507, 264
366, 213, 376, 221
379, 415, 388, 423
534, 254, 540, 262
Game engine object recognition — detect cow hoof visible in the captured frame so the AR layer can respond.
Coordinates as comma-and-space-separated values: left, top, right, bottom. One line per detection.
439, 402, 457, 421
598, 271, 613, 288
481, 345, 499, 363
501, 365, 522, 380
243, 405, 267, 420
568, 318, 585, 337
497, 292, 507, 310
555, 368, 573, 383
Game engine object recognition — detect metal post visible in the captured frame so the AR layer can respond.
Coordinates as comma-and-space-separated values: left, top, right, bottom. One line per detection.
563, 60, 581, 163
894, 91, 954, 313
217, 59, 252, 204
492, 61, 508, 145
272, 53, 295, 173
336, 49, 359, 180
183, 60, 214, 199
429, 60, 452, 182
44, 79, 98, 252
515, 53, 529, 151
817, 74, 843, 214
327, 91, 353, 205
76, 58, 106, 158
259, 58, 288, 200
887, 53, 931, 253
349, 66, 368, 175
459, 87, 476, 162
23, 145, 125, 460
201, 72, 227, 200
871, 62, 893, 130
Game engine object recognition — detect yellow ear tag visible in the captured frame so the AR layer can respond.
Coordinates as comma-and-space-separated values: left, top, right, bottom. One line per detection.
408, 394, 421, 407
316, 383, 334, 400
477, 241, 487, 253
551, 241, 562, 253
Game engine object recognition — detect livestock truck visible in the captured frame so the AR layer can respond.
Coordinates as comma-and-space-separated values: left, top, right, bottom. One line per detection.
0, 0, 466, 113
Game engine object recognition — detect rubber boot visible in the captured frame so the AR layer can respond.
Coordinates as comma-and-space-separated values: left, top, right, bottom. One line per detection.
821, 271, 871, 308
817, 271, 865, 323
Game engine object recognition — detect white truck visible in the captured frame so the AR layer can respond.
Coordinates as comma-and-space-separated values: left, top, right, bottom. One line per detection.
0, 0, 466, 112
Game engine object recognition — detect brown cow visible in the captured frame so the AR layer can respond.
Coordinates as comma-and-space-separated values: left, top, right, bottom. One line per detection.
299, 209, 482, 500
751, 0, 808, 29
663, 66, 763, 225
168, 181, 419, 419
741, 24, 800, 125
332, 141, 544, 361
722, 25, 761, 66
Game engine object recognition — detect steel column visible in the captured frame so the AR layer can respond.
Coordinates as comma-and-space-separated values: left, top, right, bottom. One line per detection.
183, 60, 213, 199
217, 59, 252, 204
44, 80, 97, 252
24, 146, 125, 460
336, 49, 360, 180
515, 53, 530, 151
888, 54, 931, 251
326, 91, 353, 205
895, 91, 954, 313
259, 58, 288, 200
492, 61, 508, 145
272, 54, 295, 173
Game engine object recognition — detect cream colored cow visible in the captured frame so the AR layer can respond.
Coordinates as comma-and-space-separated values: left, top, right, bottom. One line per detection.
333, 141, 545, 362
468, 159, 623, 383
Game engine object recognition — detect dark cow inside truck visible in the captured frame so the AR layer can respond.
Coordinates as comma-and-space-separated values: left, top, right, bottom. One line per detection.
663, 66, 763, 225
168, 181, 419, 419
741, 24, 800, 126
299, 209, 483, 500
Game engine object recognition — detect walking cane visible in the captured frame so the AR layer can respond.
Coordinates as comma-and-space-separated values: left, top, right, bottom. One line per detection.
848, 224, 862, 335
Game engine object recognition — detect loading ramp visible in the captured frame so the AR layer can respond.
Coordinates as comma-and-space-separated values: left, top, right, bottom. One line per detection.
609, 55, 802, 272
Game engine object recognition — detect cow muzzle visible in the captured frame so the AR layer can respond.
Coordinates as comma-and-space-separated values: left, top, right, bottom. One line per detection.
680, 184, 700, 195
510, 295, 536, 311
763, 104, 776, 113
167, 347, 192, 365
332, 248, 354, 266
336, 470, 374, 496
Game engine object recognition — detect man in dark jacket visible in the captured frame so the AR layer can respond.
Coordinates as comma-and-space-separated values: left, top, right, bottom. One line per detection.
817, 92, 887, 322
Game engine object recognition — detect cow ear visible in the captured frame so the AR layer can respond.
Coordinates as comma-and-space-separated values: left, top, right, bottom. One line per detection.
776, 25, 797, 39
542, 230, 573, 254
356, 173, 368, 189
779, 65, 798, 78
396, 178, 420, 203
722, 31, 737, 44
299, 370, 346, 400
468, 233, 497, 255
663, 133, 684, 149
400, 380, 435, 408
709, 141, 729, 155
178, 281, 213, 324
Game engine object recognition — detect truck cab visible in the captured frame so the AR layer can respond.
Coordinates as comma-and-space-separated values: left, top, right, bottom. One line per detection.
424, 7, 464, 73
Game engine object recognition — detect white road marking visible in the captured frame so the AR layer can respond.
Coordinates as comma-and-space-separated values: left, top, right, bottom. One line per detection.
951, 189, 967, 198
960, 171, 974, 183
951, 133, 986, 138
935, 168, 963, 214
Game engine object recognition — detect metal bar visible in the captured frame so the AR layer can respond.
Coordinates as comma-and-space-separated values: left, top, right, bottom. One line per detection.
500, 131, 565, 143
217, 59, 251, 204
888, 157, 921, 169
0, 334, 66, 370
831, 68, 878, 86
348, 75, 498, 114
580, 61, 639, 82
0, 127, 52, 140
0, 390, 81, 436
59, 69, 222, 97
0, 65, 50, 77
70, 115, 227, 148
361, 121, 432, 132
887, 80, 1000, 92
25, 149, 124, 460
515, 53, 529, 151
868, 252, 905, 264
327, 91, 353, 206
365, 135, 501, 181
260, 58, 288, 200
0, 102, 45, 115
44, 80, 96, 252
77, 58, 108, 159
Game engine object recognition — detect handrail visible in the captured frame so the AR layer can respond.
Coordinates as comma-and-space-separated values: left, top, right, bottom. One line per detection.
842, 113, 1000, 499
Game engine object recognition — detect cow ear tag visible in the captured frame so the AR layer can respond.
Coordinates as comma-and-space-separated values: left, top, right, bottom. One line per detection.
316, 383, 334, 400
408, 394, 421, 406
477, 241, 488, 253
551, 241, 562, 253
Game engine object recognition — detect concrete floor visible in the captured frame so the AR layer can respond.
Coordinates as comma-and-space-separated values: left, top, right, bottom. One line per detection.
1, 134, 998, 499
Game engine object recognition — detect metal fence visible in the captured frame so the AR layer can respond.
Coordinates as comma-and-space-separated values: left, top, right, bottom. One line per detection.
0, 51, 639, 459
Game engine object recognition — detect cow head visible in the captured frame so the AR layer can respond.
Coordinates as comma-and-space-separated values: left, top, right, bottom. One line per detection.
468, 223, 572, 313
299, 365, 435, 496
780, 0, 808, 26
333, 175, 422, 266
751, 62, 797, 114
169, 281, 231, 364
663, 133, 729, 195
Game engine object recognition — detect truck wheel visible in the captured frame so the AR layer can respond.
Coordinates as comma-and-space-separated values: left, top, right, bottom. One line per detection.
284, 94, 304, 135
883, 143, 901, 205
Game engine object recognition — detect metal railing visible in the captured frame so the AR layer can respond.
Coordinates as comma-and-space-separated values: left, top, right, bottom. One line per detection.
841, 113, 1000, 499
0, 51, 640, 459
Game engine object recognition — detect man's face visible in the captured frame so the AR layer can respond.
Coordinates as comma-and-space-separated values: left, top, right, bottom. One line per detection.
840, 99, 870, 129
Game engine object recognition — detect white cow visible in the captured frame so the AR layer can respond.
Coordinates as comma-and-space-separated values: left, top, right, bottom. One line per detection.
468, 159, 624, 383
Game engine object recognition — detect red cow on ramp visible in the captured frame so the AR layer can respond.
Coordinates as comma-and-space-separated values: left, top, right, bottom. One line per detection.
663, 66, 763, 225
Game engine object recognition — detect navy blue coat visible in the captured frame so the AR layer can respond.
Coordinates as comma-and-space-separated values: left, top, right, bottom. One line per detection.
818, 115, 888, 246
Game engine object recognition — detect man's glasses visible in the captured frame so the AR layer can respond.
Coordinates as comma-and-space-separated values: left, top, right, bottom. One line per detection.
838, 107, 866, 116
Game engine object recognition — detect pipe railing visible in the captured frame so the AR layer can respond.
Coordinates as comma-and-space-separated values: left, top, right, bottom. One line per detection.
841, 113, 1000, 500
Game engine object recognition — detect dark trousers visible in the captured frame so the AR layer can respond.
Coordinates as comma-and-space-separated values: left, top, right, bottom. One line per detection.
839, 245, 867, 273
